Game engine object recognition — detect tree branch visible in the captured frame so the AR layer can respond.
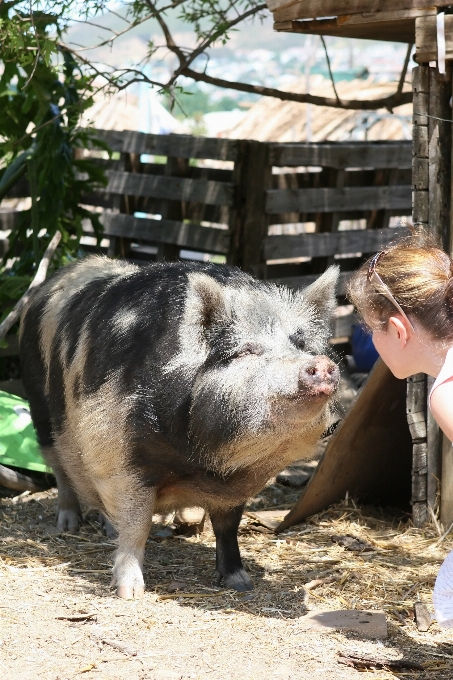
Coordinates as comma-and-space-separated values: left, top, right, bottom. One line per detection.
170, 3, 268, 82
320, 35, 340, 104
182, 67, 412, 111
394, 42, 413, 107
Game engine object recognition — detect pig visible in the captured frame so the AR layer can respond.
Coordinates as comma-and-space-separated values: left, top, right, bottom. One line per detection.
19, 256, 339, 598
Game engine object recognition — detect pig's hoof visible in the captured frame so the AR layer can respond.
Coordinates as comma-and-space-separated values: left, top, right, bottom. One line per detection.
116, 584, 145, 600
56, 509, 80, 533
99, 513, 118, 539
111, 554, 145, 599
218, 569, 253, 592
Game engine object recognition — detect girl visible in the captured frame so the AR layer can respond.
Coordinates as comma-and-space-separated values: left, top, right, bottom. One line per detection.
347, 227, 453, 629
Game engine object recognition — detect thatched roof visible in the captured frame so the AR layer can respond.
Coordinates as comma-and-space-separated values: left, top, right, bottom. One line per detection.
222, 76, 412, 142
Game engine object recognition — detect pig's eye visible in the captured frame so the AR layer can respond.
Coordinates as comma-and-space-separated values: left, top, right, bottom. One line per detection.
234, 343, 264, 359
290, 330, 305, 350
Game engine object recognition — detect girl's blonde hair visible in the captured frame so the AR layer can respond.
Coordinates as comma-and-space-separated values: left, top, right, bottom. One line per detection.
347, 227, 453, 338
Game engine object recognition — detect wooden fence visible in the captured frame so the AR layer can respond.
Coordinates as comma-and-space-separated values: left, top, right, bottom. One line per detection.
2, 130, 412, 291
1, 130, 416, 513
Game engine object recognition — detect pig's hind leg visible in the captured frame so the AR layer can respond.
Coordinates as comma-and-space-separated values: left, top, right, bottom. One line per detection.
210, 504, 253, 592
51, 457, 82, 532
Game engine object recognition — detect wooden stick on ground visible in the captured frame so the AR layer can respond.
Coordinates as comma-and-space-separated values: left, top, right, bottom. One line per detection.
0, 464, 41, 493
0, 230, 61, 342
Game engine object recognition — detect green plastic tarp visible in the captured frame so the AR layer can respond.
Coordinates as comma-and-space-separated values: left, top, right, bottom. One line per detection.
0, 390, 51, 473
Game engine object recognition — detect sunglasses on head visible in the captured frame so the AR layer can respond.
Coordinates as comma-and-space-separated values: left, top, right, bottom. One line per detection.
367, 251, 415, 332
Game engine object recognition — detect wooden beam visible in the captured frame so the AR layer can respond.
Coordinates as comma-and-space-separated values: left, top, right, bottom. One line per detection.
101, 213, 230, 254
416, 14, 453, 64
265, 226, 407, 260
274, 10, 433, 43
95, 130, 238, 162
265, 185, 411, 214
105, 170, 234, 206
276, 359, 413, 532
272, 1, 441, 23
270, 142, 412, 170
415, 14, 453, 64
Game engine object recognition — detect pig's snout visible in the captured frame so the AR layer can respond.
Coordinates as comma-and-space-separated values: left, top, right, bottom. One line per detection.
299, 357, 339, 396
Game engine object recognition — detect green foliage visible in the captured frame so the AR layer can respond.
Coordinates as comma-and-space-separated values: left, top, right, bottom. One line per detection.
0, 1, 110, 323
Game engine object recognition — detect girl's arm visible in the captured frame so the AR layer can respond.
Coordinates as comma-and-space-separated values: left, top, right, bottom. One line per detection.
430, 377, 453, 442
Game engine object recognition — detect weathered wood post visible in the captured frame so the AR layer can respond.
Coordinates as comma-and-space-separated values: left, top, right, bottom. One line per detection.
412, 12, 453, 526
228, 140, 271, 277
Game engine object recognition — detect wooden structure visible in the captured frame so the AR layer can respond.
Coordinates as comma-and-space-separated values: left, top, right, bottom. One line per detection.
0, 131, 414, 516
265, 0, 453, 528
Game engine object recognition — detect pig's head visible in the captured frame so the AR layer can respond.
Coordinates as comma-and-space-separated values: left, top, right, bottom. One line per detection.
167, 266, 340, 474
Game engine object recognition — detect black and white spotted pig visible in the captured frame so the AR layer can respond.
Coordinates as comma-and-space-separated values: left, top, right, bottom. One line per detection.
19, 257, 339, 598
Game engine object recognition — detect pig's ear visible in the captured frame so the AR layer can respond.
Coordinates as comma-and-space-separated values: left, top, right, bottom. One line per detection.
300, 265, 339, 317
186, 272, 230, 331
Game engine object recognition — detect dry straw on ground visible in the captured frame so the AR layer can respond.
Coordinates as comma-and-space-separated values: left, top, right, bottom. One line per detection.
1, 480, 453, 679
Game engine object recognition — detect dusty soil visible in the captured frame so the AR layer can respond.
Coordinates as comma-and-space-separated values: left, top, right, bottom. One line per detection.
1, 481, 453, 680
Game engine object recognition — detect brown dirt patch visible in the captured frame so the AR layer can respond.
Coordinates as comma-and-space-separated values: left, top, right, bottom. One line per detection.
1, 482, 453, 679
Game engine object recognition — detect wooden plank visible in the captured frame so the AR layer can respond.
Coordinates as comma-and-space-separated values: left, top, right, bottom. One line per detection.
270, 142, 411, 170
265, 226, 407, 260
412, 159, 429, 191
274, 14, 420, 43
101, 213, 230, 254
266, 185, 411, 215
105, 170, 234, 207
407, 411, 427, 441
228, 140, 271, 277
413, 65, 430, 94
413, 443, 427, 472
272, 0, 441, 22
94, 130, 238, 162
268, 271, 351, 296
440, 433, 453, 525
427, 376, 441, 510
416, 14, 453, 64
413, 126, 428, 159
412, 472, 428, 501
413, 503, 428, 526
277, 359, 413, 531
407, 378, 426, 415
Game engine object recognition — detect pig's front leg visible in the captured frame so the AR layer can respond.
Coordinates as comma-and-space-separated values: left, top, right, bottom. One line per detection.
106, 486, 156, 599
210, 504, 253, 592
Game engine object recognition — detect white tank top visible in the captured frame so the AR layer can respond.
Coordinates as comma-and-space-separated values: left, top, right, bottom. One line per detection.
429, 346, 453, 627
429, 346, 453, 406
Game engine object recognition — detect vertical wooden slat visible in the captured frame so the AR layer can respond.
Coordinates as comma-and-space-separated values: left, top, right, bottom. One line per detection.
228, 140, 271, 277
107, 151, 129, 258
156, 156, 190, 261
409, 64, 430, 527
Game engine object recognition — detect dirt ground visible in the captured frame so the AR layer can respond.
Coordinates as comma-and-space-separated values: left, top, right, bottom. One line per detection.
1, 480, 453, 680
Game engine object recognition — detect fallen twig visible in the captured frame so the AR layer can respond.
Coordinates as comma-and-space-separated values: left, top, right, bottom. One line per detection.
159, 591, 226, 600
94, 636, 137, 657
435, 520, 453, 546
304, 575, 338, 591
0, 464, 41, 493
338, 652, 424, 671
56, 613, 97, 622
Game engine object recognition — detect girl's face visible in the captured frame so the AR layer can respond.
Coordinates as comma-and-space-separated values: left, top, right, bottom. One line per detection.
365, 313, 423, 379
371, 327, 408, 378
